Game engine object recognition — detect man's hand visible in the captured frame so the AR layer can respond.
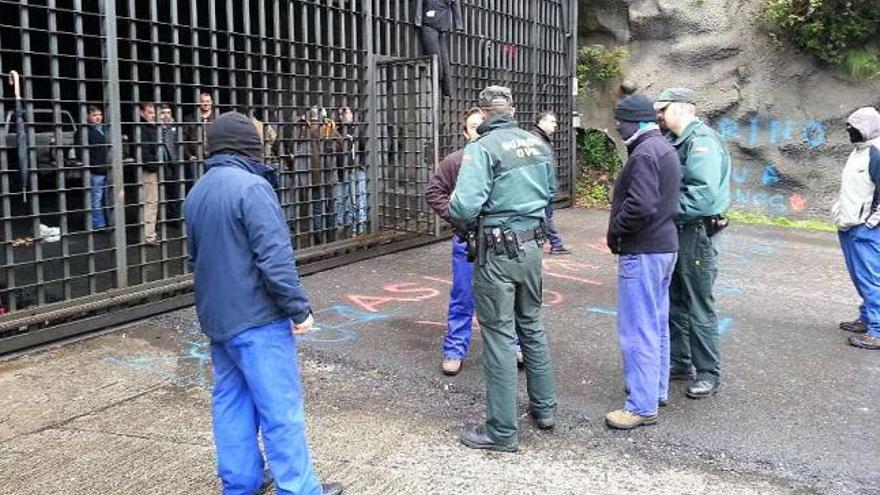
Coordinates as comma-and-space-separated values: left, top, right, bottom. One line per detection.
292, 314, 314, 335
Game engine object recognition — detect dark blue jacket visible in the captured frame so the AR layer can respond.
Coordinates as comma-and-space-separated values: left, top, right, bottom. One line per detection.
184, 153, 311, 342
607, 129, 682, 254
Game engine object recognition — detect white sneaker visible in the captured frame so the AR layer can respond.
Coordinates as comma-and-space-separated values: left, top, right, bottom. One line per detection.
39, 224, 61, 243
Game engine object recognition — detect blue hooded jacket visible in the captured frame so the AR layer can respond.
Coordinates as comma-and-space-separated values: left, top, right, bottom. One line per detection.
185, 152, 310, 342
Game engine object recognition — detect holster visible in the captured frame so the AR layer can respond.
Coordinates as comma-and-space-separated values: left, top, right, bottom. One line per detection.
703, 215, 729, 237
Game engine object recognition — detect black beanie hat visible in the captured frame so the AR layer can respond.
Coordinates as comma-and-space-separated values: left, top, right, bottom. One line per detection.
615, 93, 657, 123
207, 112, 262, 161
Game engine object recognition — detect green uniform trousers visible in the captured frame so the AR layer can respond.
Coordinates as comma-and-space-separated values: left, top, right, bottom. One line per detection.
474, 240, 557, 446
669, 222, 721, 383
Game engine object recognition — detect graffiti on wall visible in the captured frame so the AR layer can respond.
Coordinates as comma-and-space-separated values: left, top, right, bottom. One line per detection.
713, 115, 828, 217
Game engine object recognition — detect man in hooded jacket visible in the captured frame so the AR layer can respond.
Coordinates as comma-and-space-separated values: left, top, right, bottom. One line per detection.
832, 106, 880, 350
184, 112, 343, 495
605, 93, 681, 430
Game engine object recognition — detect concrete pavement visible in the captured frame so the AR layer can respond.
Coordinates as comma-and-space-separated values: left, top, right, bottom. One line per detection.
0, 208, 876, 495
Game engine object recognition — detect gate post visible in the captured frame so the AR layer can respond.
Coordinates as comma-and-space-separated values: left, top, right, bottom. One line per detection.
364, 1, 380, 234
101, 0, 129, 288
568, 0, 579, 202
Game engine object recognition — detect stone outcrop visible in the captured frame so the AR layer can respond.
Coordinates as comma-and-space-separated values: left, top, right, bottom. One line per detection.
579, 0, 880, 218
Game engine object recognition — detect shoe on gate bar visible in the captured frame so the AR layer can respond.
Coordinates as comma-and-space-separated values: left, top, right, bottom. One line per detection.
605, 409, 657, 430
839, 319, 868, 333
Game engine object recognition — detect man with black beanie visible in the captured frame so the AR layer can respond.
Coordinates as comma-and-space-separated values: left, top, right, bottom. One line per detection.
605, 94, 682, 430
184, 112, 343, 495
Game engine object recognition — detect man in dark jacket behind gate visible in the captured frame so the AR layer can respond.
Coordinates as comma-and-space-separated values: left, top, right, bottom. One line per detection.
184, 112, 342, 495
605, 94, 682, 430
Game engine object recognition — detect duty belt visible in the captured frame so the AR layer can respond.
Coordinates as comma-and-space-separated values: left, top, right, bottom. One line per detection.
474, 225, 547, 264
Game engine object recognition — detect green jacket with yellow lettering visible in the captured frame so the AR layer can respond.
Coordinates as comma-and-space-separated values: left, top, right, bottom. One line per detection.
449, 114, 555, 231
672, 119, 731, 222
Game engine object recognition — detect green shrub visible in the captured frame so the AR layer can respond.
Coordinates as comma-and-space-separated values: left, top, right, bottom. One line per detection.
576, 45, 628, 95
759, 0, 880, 70
843, 49, 880, 79
575, 129, 622, 208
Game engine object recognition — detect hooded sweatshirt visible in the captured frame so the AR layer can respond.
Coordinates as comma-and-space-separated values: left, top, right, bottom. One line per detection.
184, 113, 310, 342
831, 107, 880, 230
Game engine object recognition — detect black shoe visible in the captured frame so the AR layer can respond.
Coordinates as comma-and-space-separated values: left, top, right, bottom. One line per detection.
669, 366, 696, 381
459, 425, 518, 452
548, 247, 572, 255
840, 319, 868, 333
322, 482, 344, 495
529, 409, 555, 430
659, 398, 668, 407
686, 380, 720, 399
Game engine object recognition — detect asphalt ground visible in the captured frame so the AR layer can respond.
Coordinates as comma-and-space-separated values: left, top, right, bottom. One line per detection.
0, 208, 877, 495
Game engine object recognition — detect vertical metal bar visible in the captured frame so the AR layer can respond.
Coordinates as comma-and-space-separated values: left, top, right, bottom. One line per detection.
430, 55, 441, 237
568, 0, 578, 202
75, 0, 97, 296
103, 0, 129, 288
148, 0, 168, 280
226, 0, 237, 109
21, 0, 46, 306
530, 0, 538, 123
0, 16, 12, 310
48, 0, 71, 300
365, 0, 379, 233
242, 0, 253, 113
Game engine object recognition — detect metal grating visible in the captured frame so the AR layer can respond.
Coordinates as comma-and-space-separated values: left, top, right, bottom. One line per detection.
0, 0, 576, 334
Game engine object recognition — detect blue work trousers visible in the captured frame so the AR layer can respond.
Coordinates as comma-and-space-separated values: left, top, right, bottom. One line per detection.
617, 252, 677, 416
544, 204, 565, 251
90, 174, 108, 229
210, 319, 322, 495
443, 234, 474, 359
839, 225, 880, 337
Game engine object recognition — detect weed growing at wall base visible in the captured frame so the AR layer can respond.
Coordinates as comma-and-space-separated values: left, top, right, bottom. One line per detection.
575, 129, 621, 208
727, 210, 836, 232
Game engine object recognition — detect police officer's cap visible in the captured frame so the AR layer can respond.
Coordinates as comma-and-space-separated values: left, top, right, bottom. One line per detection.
654, 88, 698, 111
478, 86, 514, 108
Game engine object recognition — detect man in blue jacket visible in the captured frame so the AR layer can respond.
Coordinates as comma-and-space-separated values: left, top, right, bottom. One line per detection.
605, 94, 682, 430
185, 112, 342, 495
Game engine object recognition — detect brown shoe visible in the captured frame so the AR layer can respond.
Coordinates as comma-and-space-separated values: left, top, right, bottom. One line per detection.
848, 333, 880, 350
605, 409, 657, 430
442, 358, 462, 376
839, 319, 868, 333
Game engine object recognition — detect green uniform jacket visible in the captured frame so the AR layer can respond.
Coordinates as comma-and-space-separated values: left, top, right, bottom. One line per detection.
672, 119, 732, 222
449, 115, 555, 231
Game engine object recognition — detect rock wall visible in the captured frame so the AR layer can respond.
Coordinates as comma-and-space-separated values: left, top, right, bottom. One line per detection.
579, 0, 880, 218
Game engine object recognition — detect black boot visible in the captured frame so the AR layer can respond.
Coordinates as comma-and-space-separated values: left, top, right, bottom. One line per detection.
459, 425, 517, 452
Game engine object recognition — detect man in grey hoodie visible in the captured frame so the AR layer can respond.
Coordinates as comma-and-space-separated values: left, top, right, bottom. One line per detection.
832, 106, 880, 350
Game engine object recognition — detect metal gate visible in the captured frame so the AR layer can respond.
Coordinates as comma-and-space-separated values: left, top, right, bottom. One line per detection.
375, 56, 439, 236
0, 0, 578, 352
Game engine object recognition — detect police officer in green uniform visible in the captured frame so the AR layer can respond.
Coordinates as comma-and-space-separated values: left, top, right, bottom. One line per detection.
450, 86, 558, 452
654, 88, 731, 399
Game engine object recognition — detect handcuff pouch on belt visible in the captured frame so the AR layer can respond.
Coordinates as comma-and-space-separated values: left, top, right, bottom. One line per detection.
468, 219, 548, 265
